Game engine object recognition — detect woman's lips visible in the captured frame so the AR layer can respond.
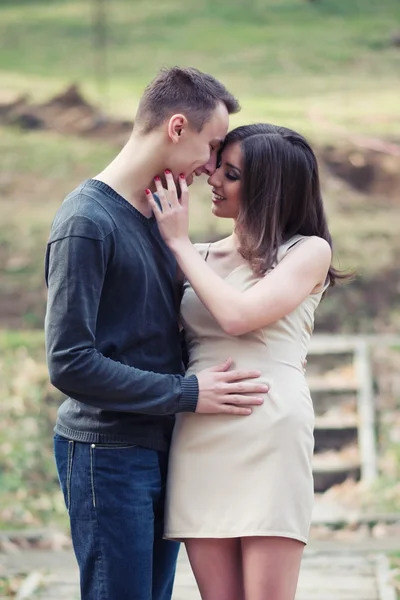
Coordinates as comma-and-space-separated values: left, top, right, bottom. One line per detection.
212, 192, 226, 204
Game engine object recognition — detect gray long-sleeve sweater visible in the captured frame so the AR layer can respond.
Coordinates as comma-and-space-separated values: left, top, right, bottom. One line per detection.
45, 179, 198, 452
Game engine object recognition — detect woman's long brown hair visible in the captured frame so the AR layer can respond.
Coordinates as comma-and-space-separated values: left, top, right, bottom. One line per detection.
222, 123, 350, 287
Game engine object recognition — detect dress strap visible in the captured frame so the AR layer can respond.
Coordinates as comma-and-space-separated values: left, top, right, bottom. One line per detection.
276, 235, 306, 264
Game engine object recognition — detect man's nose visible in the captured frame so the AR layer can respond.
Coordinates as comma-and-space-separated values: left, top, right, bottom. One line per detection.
207, 168, 220, 187
203, 153, 218, 176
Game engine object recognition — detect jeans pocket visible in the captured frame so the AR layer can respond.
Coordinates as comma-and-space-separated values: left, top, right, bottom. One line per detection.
89, 444, 142, 510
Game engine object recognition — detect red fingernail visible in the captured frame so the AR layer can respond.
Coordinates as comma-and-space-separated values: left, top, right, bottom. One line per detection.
165, 169, 171, 175
179, 173, 185, 179
145, 189, 151, 194
155, 176, 161, 181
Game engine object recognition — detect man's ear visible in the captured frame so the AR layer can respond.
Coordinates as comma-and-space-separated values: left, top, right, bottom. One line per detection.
168, 114, 188, 143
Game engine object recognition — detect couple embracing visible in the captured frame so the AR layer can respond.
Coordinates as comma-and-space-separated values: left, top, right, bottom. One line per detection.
45, 66, 343, 600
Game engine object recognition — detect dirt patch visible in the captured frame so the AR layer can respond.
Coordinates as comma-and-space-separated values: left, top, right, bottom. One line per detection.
316, 263, 400, 333
0, 85, 133, 145
0, 289, 46, 329
321, 145, 400, 202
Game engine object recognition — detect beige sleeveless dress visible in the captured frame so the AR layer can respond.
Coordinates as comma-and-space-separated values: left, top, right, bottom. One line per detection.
164, 235, 327, 544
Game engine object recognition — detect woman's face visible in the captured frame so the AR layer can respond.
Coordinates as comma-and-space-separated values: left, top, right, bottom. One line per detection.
207, 142, 242, 220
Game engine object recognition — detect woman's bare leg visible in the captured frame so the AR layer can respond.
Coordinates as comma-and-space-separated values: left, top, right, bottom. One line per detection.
241, 536, 304, 600
185, 538, 244, 600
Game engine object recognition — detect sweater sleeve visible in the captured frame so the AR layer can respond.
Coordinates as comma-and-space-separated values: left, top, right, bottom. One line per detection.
44, 215, 198, 415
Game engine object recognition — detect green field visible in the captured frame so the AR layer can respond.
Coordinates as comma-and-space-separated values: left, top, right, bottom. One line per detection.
1, 0, 400, 331
1, 0, 399, 139
0, 0, 398, 330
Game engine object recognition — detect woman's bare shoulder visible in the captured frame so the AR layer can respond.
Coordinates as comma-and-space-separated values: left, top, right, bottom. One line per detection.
194, 236, 233, 255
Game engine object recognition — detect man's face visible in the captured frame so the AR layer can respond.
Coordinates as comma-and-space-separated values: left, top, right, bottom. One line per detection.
167, 102, 229, 186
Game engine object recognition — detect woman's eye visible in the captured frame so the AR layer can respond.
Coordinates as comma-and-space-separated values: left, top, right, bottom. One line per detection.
225, 173, 239, 181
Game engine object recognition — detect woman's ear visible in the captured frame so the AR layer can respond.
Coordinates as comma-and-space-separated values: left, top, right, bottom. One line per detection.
168, 114, 187, 143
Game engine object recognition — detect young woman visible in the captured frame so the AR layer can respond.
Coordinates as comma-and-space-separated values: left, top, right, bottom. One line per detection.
146, 123, 346, 600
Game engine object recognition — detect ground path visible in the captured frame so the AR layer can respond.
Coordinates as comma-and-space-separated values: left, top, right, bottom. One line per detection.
1, 539, 397, 600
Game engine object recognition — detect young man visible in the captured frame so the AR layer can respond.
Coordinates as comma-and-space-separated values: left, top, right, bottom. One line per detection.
45, 67, 268, 600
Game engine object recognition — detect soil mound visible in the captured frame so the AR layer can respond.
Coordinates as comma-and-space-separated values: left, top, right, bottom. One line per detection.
0, 84, 133, 144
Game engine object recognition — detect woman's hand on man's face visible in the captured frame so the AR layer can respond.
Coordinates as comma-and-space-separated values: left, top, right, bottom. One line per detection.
145, 170, 191, 251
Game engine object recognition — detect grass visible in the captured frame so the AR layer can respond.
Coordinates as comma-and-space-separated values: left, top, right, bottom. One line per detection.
0, 330, 67, 530
0, 125, 232, 329
389, 552, 400, 597
2, 1, 397, 328
2, 0, 399, 79
0, 126, 117, 326
0, 0, 399, 139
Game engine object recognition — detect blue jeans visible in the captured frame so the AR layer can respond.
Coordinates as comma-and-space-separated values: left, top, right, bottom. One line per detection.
54, 435, 180, 600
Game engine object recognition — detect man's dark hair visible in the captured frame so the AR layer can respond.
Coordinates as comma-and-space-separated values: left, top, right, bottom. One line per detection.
135, 66, 240, 133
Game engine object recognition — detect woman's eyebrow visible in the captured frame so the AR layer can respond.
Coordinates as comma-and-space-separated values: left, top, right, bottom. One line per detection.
225, 162, 241, 174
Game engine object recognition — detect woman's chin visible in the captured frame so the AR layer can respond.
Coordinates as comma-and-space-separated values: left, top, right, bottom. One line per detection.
211, 203, 232, 219
211, 204, 222, 217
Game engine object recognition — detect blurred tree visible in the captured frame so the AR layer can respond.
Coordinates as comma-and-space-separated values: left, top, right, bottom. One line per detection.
92, 0, 108, 110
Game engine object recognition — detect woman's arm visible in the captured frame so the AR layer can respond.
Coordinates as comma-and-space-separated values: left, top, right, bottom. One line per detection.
174, 263, 185, 324
146, 175, 331, 336
169, 236, 331, 336
174, 244, 208, 327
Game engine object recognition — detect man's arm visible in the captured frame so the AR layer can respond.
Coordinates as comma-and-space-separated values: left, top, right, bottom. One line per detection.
45, 218, 198, 415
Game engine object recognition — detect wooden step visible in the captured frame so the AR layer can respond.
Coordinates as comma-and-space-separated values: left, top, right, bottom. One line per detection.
307, 335, 378, 489
314, 429, 358, 454
313, 455, 361, 492
308, 333, 400, 354
311, 509, 400, 527
307, 377, 358, 393
314, 416, 358, 430
313, 458, 361, 474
